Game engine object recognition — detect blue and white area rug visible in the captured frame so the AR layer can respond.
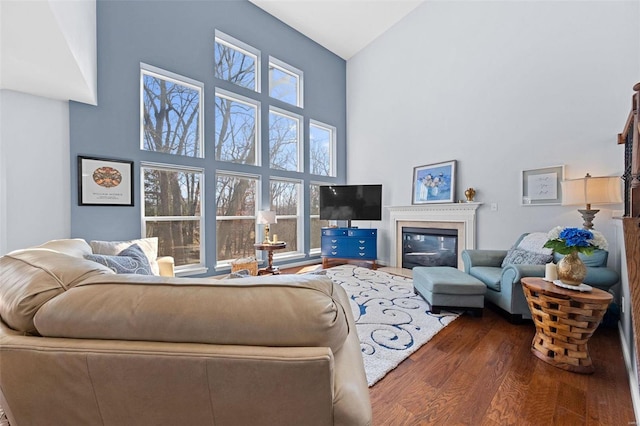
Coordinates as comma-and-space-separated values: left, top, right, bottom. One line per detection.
327, 265, 460, 387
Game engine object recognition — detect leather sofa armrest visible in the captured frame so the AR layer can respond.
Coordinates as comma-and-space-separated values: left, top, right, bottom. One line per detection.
157, 256, 175, 277
501, 264, 546, 285
462, 249, 508, 272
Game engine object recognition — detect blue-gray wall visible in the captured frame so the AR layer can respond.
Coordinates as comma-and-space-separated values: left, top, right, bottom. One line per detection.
70, 0, 346, 273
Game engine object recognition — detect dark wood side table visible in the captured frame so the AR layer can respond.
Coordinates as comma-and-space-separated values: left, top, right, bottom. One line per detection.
254, 242, 287, 275
521, 277, 612, 374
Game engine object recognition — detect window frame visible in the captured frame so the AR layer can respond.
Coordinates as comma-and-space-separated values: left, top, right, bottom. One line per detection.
269, 177, 304, 259
214, 88, 262, 166
269, 56, 304, 108
140, 161, 206, 276
214, 170, 262, 269
309, 119, 337, 177
309, 181, 332, 255
140, 63, 205, 158
268, 106, 303, 172
214, 30, 261, 93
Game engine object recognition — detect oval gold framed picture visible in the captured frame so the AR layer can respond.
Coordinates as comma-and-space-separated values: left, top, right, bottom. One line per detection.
92, 166, 123, 188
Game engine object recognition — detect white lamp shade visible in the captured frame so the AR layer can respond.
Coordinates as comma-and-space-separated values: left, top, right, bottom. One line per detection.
257, 210, 277, 224
561, 175, 622, 206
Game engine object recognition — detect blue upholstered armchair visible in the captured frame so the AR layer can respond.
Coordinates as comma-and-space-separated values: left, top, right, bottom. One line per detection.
462, 233, 619, 322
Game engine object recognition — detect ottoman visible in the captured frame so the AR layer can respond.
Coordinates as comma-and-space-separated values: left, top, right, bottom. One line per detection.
413, 266, 487, 316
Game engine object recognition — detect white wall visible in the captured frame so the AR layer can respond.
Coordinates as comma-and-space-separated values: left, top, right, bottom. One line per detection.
0, 90, 70, 254
0, 0, 96, 254
0, 0, 97, 104
347, 0, 639, 266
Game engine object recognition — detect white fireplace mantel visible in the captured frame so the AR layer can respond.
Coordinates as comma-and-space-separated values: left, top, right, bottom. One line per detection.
387, 203, 482, 268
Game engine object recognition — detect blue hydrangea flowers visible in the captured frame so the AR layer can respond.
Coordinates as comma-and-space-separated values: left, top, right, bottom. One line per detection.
543, 226, 608, 255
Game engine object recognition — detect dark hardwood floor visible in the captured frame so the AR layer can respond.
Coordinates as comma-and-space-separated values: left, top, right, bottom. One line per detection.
369, 307, 634, 425
284, 264, 636, 425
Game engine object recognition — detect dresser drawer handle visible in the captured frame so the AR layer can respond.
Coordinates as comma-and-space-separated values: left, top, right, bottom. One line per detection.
331, 239, 337, 243
359, 253, 366, 257
359, 240, 365, 243
359, 246, 365, 250
331, 245, 338, 249
331, 251, 337, 255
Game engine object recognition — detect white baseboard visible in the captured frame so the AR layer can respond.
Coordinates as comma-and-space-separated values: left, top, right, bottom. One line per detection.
619, 322, 640, 423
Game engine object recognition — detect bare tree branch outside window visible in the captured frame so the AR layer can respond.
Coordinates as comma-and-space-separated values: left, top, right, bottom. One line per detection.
142, 74, 201, 157
310, 123, 334, 176
270, 180, 299, 253
141, 67, 204, 268
214, 40, 256, 90
269, 111, 299, 171
143, 167, 202, 267
215, 94, 257, 164
216, 174, 257, 262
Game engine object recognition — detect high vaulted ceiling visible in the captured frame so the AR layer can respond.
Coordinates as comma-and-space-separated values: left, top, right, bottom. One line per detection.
0, 0, 97, 104
0, 0, 422, 104
249, 0, 424, 60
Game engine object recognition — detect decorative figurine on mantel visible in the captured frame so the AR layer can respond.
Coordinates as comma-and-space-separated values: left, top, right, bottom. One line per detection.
464, 187, 476, 202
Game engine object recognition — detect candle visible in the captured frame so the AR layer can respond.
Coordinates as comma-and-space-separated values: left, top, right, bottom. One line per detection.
272, 234, 278, 243
544, 262, 557, 282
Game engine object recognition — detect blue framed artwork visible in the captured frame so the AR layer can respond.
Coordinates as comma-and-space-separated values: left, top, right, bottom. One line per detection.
412, 160, 456, 204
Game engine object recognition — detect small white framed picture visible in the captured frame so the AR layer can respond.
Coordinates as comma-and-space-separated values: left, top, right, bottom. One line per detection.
521, 165, 564, 206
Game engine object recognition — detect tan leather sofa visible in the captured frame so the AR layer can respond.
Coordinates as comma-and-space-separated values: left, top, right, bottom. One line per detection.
0, 239, 371, 426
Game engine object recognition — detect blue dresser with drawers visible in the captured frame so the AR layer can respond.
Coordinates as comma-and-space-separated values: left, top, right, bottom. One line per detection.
321, 228, 377, 269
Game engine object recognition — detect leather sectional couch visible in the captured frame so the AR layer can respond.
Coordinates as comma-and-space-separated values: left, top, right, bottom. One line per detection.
0, 239, 372, 426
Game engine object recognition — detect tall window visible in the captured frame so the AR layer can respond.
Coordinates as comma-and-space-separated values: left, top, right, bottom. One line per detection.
309, 183, 330, 253
310, 120, 336, 177
142, 164, 204, 271
140, 34, 341, 273
269, 107, 302, 171
215, 89, 260, 165
270, 179, 302, 254
214, 30, 260, 92
215, 172, 259, 264
141, 64, 203, 158
269, 57, 303, 107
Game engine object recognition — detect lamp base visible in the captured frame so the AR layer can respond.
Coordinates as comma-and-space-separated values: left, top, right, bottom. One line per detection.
263, 225, 271, 244
577, 208, 599, 230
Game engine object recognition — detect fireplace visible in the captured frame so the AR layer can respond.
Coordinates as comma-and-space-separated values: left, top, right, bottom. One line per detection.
402, 227, 458, 269
388, 203, 480, 270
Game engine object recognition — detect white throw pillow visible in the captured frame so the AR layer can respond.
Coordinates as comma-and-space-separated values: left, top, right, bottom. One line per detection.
90, 237, 160, 275
517, 232, 553, 256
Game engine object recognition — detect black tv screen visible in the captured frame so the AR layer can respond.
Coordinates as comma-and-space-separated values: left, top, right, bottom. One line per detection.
319, 185, 382, 221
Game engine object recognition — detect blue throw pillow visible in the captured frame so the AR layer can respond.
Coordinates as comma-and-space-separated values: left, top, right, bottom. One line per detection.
85, 244, 153, 275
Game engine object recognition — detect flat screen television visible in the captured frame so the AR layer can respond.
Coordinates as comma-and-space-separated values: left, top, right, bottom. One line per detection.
319, 184, 382, 222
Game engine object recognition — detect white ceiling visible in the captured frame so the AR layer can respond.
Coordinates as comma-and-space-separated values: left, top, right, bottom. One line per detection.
0, 0, 421, 104
0, 0, 97, 104
249, 0, 425, 60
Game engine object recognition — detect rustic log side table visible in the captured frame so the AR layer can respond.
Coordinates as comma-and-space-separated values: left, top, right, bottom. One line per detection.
521, 277, 612, 374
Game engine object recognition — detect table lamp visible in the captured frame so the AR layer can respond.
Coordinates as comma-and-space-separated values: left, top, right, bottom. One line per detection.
561, 173, 622, 229
257, 210, 277, 243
